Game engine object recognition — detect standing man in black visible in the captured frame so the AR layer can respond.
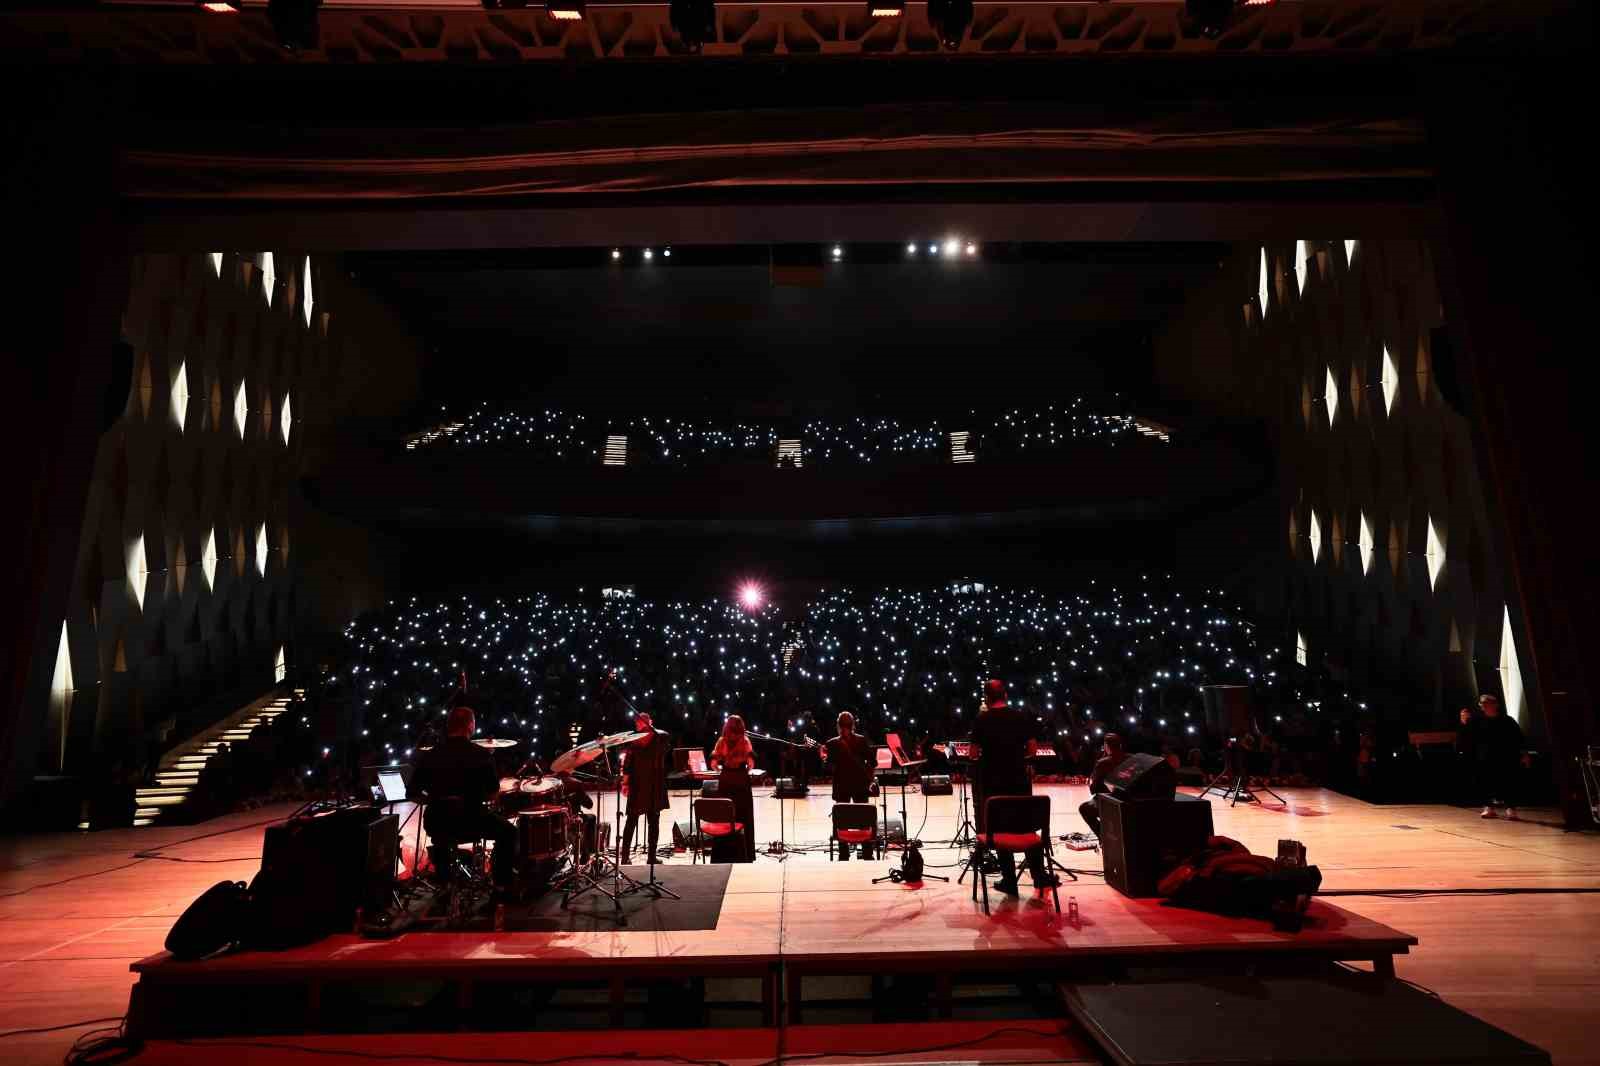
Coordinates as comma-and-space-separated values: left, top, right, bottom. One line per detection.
411, 705, 518, 897
1475, 694, 1525, 820
621, 711, 672, 861
971, 679, 1054, 895
820, 711, 876, 859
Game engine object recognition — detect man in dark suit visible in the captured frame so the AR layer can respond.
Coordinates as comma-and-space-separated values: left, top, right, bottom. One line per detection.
821, 711, 876, 859
622, 711, 672, 861
411, 705, 518, 895
972, 679, 1054, 895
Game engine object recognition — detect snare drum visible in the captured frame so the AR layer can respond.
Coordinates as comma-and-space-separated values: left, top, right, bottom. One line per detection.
517, 809, 569, 858
498, 776, 564, 815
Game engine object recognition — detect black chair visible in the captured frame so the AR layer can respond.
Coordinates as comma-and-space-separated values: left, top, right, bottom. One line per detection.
423, 796, 495, 925
830, 803, 877, 861
693, 796, 745, 864
972, 794, 1061, 915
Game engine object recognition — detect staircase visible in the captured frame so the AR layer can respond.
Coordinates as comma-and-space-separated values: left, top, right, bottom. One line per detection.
132, 688, 303, 827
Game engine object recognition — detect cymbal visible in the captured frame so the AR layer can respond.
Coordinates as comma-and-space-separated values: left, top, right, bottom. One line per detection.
550, 730, 649, 773
551, 739, 604, 774
473, 738, 517, 749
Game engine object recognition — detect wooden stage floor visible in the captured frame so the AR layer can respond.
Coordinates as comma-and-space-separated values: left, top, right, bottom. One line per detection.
3, 785, 1598, 1065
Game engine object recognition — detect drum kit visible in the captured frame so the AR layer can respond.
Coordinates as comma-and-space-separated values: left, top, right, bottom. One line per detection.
484, 728, 675, 921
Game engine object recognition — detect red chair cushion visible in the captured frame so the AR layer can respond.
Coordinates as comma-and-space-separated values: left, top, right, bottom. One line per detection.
984, 831, 1042, 851
835, 828, 875, 843
700, 821, 744, 837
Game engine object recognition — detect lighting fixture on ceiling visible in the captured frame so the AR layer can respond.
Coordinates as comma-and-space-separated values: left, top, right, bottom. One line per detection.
547, 0, 585, 19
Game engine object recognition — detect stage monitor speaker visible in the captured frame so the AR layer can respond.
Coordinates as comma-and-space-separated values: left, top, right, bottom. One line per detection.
1107, 753, 1177, 801
773, 777, 809, 798
253, 806, 396, 949
880, 817, 906, 844
1098, 793, 1214, 898
1201, 684, 1254, 736
921, 774, 953, 796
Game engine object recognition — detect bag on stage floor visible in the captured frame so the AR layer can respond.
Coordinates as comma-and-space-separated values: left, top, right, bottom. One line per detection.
1158, 835, 1322, 931
166, 880, 251, 960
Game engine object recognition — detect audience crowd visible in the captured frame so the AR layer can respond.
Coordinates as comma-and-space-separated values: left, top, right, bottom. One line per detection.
271, 579, 1383, 797
408, 401, 1141, 468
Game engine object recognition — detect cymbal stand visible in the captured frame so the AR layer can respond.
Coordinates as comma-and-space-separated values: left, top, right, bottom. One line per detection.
558, 749, 643, 920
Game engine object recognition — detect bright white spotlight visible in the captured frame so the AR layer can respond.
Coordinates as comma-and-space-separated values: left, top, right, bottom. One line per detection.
965, 242, 977, 256
739, 582, 764, 610
663, 247, 672, 257
611, 249, 621, 260
831, 245, 843, 260
643, 248, 654, 260
906, 243, 917, 255
944, 238, 959, 256
928, 244, 939, 255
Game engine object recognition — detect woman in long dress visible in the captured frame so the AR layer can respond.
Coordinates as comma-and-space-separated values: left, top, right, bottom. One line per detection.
710, 714, 758, 862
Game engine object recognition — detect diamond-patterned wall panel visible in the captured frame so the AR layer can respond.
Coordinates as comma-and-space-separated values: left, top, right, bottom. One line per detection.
30, 252, 419, 774
1159, 240, 1527, 733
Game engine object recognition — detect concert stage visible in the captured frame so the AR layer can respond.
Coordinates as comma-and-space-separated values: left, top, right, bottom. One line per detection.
4, 786, 1598, 1065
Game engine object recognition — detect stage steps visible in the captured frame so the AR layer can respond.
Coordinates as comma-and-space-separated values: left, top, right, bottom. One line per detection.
130, 689, 301, 827
1057, 969, 1550, 1065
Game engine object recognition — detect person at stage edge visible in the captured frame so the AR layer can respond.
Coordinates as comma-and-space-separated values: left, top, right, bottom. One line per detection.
971, 679, 1056, 895
820, 710, 876, 860
410, 705, 519, 896
622, 711, 671, 861
710, 714, 759, 862
1475, 693, 1525, 820
1079, 732, 1126, 838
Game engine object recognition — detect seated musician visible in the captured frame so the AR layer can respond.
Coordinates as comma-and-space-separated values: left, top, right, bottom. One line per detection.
1078, 732, 1125, 838
820, 711, 876, 860
410, 705, 518, 897
621, 711, 671, 863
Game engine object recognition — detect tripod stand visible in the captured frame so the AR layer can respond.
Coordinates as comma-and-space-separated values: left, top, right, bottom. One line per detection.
556, 747, 647, 921
947, 756, 977, 850
1200, 742, 1285, 807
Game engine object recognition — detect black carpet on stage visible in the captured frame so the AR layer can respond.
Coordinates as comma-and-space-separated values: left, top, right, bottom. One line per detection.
513, 862, 733, 932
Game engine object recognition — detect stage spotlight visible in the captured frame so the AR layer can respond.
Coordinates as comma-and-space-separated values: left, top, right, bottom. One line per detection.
943, 238, 959, 256
267, 0, 320, 50
928, 243, 939, 255
927, 0, 972, 49
906, 242, 918, 255
663, 247, 672, 257
964, 242, 977, 256
643, 248, 654, 260
739, 583, 764, 610
546, 0, 585, 19
670, 0, 715, 52
610, 249, 621, 260
831, 244, 843, 260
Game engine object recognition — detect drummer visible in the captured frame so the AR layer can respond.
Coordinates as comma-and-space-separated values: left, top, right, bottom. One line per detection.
411, 705, 519, 898
621, 711, 672, 863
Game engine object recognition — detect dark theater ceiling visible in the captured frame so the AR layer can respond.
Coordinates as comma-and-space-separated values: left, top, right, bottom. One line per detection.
346, 242, 1227, 413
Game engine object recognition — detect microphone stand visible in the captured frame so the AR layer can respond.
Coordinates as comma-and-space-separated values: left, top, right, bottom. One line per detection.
747, 730, 813, 859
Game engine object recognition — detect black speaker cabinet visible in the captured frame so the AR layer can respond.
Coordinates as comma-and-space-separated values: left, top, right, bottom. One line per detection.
1107, 753, 1178, 801
921, 774, 953, 796
1098, 793, 1213, 898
